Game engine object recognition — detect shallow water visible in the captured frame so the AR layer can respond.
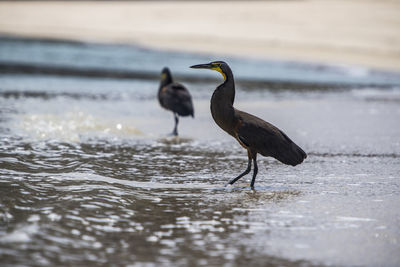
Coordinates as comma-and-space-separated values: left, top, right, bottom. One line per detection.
1, 38, 400, 266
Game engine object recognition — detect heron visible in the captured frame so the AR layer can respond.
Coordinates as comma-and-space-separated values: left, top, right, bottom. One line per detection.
158, 67, 194, 136
190, 61, 306, 188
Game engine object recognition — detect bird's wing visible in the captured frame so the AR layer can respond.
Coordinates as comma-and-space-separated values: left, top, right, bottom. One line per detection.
162, 83, 194, 117
235, 110, 306, 166
169, 83, 188, 91
169, 84, 192, 100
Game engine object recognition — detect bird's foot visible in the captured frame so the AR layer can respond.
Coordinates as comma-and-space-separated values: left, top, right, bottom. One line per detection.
167, 131, 178, 137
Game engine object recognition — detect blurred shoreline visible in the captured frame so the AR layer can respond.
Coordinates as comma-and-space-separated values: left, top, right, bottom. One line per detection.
0, 1, 399, 72
2, 35, 400, 88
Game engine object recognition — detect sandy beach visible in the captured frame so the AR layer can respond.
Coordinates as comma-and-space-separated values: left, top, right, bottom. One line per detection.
0, 0, 399, 71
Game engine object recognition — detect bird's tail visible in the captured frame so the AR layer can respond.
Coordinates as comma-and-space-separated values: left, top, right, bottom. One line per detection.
286, 142, 307, 166
275, 130, 307, 166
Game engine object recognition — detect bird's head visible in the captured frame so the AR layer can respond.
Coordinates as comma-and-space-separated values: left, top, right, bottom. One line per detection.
190, 61, 229, 80
160, 67, 173, 84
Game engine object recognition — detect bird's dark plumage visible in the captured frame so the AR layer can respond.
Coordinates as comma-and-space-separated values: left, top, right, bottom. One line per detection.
235, 110, 306, 166
158, 67, 194, 136
190, 61, 306, 188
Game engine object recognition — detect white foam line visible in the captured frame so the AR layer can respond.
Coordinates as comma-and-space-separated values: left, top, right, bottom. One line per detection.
51, 172, 215, 190
336, 216, 376, 222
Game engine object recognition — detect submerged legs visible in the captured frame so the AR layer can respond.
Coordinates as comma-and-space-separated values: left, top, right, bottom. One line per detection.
250, 155, 258, 189
172, 113, 179, 136
227, 150, 259, 189
227, 150, 252, 186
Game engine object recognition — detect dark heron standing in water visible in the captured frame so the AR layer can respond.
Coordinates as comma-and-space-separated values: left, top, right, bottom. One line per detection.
158, 67, 194, 136
190, 61, 307, 188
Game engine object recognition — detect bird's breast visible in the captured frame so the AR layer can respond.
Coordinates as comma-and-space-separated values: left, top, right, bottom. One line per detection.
210, 103, 237, 137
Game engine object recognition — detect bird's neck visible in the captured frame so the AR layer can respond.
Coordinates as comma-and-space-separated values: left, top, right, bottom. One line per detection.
213, 78, 235, 105
210, 74, 236, 136
213, 66, 235, 105
159, 76, 173, 91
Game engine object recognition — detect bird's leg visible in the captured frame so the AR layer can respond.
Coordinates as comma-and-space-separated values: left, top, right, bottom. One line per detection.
250, 154, 258, 189
226, 150, 252, 186
172, 113, 179, 136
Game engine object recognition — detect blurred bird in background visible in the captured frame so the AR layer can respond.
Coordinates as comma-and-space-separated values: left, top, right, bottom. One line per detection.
158, 67, 194, 136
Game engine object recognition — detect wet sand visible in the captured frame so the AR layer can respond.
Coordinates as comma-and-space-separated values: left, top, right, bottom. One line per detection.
0, 1, 400, 71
